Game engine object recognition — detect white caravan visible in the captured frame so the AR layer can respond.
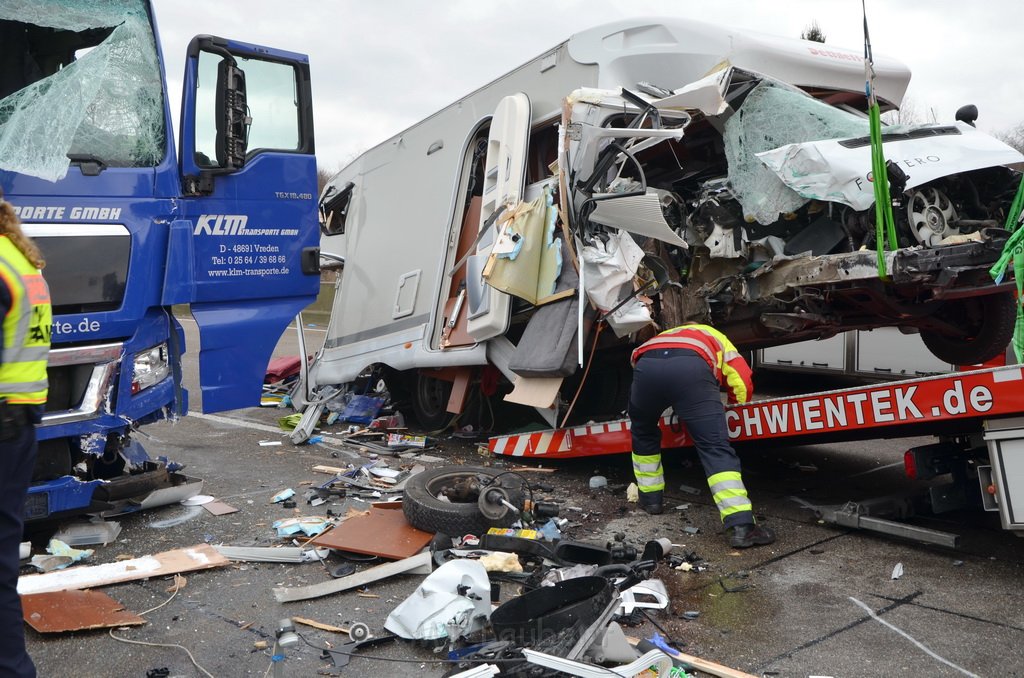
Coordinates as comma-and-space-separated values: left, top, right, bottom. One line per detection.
307, 17, 1024, 430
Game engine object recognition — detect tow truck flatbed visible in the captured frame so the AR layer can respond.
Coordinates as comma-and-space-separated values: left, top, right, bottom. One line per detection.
490, 364, 1024, 536
490, 364, 1024, 459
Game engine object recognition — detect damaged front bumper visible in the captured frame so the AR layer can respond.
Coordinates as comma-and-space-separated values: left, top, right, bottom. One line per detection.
25, 461, 203, 525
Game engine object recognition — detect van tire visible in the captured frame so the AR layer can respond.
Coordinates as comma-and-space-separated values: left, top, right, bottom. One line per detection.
920, 292, 1015, 366
403, 467, 521, 536
411, 372, 454, 430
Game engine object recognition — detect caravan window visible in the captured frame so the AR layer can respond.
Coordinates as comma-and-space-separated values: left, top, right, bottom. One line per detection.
320, 181, 354, 236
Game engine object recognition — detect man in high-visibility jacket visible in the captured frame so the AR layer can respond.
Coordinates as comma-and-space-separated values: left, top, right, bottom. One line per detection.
0, 193, 49, 677
629, 323, 775, 548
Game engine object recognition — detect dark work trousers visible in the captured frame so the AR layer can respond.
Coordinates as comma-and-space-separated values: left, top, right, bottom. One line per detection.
629, 349, 753, 529
0, 423, 37, 678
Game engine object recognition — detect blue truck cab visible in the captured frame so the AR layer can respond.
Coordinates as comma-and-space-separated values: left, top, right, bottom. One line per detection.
0, 1, 320, 521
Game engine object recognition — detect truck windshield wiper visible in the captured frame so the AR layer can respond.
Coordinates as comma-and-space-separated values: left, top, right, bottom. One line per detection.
67, 153, 108, 176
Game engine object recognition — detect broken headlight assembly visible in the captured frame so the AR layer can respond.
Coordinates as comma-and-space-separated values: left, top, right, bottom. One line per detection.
131, 343, 170, 394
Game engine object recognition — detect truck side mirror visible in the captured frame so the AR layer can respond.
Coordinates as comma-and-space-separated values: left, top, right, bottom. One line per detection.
215, 59, 250, 168
955, 104, 978, 128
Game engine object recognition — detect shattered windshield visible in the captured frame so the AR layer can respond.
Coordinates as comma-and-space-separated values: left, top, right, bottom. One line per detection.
0, 0, 164, 182
724, 80, 870, 224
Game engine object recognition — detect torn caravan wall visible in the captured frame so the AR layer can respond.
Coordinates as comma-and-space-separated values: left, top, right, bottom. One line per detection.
580, 229, 651, 337
564, 88, 687, 199
0, 0, 164, 181
723, 80, 869, 225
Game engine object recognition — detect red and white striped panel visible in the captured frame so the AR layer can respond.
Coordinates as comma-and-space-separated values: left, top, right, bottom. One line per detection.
489, 365, 1024, 459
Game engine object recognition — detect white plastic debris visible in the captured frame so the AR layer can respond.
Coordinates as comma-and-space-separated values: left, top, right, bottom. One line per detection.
385, 559, 491, 641
891, 562, 904, 580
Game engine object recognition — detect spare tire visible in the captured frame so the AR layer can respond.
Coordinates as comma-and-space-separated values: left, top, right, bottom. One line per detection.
403, 466, 524, 536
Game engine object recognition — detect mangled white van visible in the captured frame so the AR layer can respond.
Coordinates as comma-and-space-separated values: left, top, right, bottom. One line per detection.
307, 17, 1024, 430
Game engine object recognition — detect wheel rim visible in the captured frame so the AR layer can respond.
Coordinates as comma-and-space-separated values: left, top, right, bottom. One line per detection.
906, 186, 958, 247
414, 374, 451, 423
424, 470, 485, 505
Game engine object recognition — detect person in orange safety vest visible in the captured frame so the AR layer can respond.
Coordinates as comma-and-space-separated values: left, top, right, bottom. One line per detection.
629, 323, 775, 548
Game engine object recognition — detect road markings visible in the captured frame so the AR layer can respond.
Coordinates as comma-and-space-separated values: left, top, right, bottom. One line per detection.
848, 597, 980, 677
189, 411, 286, 436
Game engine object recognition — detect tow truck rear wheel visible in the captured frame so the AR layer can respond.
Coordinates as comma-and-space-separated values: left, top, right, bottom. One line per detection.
920, 292, 1015, 365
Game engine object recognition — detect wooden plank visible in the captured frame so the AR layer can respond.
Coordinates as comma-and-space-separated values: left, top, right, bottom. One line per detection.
22, 589, 145, 633
17, 544, 229, 596
313, 464, 347, 475
446, 367, 473, 414
626, 636, 757, 678
274, 550, 433, 603
292, 616, 349, 633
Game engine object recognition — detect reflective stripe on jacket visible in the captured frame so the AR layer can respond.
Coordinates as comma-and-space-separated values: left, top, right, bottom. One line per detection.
0, 236, 50, 405
630, 324, 753, 404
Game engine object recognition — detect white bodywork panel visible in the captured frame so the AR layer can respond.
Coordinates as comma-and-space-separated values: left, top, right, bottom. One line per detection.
588, 191, 688, 248
467, 93, 532, 341
759, 123, 1024, 211
568, 17, 910, 108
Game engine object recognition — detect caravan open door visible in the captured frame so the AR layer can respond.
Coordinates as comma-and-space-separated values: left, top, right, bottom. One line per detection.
465, 93, 531, 341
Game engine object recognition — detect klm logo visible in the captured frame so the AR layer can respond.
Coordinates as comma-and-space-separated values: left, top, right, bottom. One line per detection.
194, 214, 249, 235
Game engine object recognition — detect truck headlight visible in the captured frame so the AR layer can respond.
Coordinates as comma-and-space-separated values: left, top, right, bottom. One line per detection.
132, 343, 170, 394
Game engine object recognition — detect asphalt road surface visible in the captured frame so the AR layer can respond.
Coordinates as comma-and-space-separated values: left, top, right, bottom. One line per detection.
24, 317, 1024, 677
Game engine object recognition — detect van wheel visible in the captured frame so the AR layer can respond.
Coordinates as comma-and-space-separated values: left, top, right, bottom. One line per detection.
920, 292, 1015, 365
412, 372, 454, 430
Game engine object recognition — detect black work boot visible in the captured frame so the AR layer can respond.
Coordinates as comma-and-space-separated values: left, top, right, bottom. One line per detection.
637, 489, 664, 515
728, 523, 776, 548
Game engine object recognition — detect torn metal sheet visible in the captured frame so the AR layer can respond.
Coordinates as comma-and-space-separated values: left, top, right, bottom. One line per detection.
758, 122, 1024, 211
22, 589, 145, 633
588, 191, 688, 249
214, 546, 328, 563
51, 520, 121, 547
105, 475, 204, 514
654, 68, 731, 116
580, 230, 652, 337
384, 559, 491, 641
274, 550, 433, 603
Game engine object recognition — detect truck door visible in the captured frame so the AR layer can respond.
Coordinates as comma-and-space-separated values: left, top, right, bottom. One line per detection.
466, 93, 531, 341
171, 36, 319, 412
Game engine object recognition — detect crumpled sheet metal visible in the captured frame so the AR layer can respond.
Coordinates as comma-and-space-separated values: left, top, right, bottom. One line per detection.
384, 559, 491, 641
758, 122, 1024, 211
0, 0, 163, 181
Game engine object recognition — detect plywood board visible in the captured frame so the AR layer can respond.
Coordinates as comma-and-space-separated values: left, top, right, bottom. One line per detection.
310, 504, 433, 560
504, 375, 562, 409
17, 544, 229, 596
203, 500, 239, 516
22, 589, 145, 633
